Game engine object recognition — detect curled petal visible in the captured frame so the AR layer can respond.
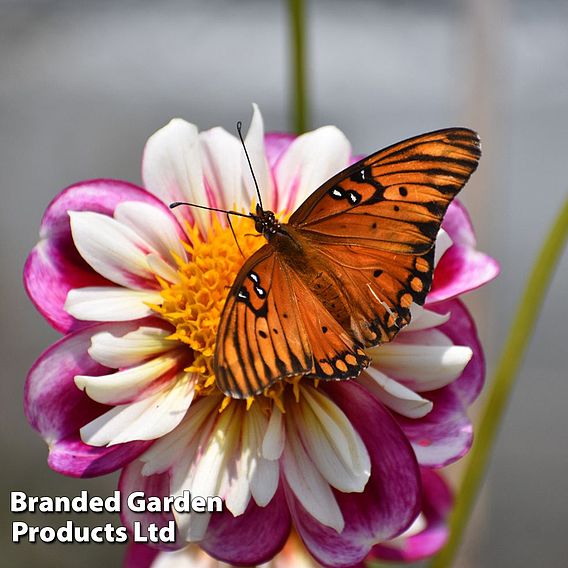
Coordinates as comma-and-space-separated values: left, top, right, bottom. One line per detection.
199, 126, 244, 212
429, 244, 500, 303
275, 126, 350, 213
142, 118, 209, 234
243, 103, 276, 211
64, 287, 163, 322
396, 387, 473, 468
358, 368, 433, 418
25, 321, 153, 477
369, 328, 473, 392
75, 352, 185, 405
24, 179, 163, 333
69, 211, 158, 289
89, 325, 175, 368
431, 299, 486, 405
114, 201, 188, 264
430, 200, 499, 303
80, 373, 196, 446
371, 468, 453, 562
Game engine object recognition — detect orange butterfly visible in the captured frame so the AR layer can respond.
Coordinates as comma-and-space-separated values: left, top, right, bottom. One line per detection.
177, 128, 481, 399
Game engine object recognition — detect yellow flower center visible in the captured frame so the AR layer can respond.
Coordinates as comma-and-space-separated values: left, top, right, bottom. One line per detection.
152, 215, 264, 399
151, 212, 315, 412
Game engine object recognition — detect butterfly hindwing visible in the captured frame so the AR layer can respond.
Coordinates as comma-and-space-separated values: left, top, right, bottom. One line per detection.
299, 240, 436, 346
214, 246, 369, 398
289, 128, 480, 254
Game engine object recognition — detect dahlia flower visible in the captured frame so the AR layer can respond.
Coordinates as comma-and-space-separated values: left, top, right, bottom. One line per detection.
24, 105, 498, 567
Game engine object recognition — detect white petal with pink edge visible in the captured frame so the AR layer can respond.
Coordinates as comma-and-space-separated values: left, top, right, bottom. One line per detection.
275, 126, 351, 213
282, 409, 345, 532
89, 326, 175, 368
114, 201, 188, 263
294, 387, 370, 493
199, 126, 243, 213
243, 103, 275, 211
64, 287, 163, 321
74, 352, 184, 405
358, 368, 433, 419
369, 329, 473, 392
142, 119, 209, 234
80, 373, 195, 446
69, 211, 157, 289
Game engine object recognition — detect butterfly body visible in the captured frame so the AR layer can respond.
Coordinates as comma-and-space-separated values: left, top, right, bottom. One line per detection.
214, 128, 481, 398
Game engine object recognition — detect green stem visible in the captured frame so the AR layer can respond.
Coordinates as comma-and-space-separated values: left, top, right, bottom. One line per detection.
430, 196, 568, 568
287, 0, 309, 133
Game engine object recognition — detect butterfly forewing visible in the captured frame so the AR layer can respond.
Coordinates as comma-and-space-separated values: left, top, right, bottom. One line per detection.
289, 128, 480, 254
215, 246, 312, 397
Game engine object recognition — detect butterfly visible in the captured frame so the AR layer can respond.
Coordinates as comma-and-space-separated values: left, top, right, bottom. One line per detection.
208, 128, 480, 399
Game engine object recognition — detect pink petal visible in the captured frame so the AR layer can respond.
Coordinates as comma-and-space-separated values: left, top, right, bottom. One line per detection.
48, 436, 149, 479
201, 483, 291, 566
287, 381, 420, 567
396, 387, 473, 468
125, 544, 159, 568
432, 299, 486, 405
428, 245, 500, 303
25, 321, 157, 477
371, 468, 453, 562
442, 200, 476, 248
24, 179, 173, 333
119, 460, 182, 551
429, 200, 499, 303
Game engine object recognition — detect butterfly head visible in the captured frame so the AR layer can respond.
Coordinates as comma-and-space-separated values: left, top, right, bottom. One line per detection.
253, 206, 280, 238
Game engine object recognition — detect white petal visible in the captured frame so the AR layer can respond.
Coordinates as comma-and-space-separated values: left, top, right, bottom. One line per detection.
243, 103, 275, 211
295, 388, 370, 492
359, 367, 433, 419
142, 119, 209, 234
244, 405, 279, 507
79, 373, 195, 445
369, 329, 473, 392
262, 406, 285, 460
174, 405, 240, 541
282, 416, 344, 532
275, 126, 351, 213
435, 228, 453, 265
404, 304, 450, 332
74, 352, 182, 405
140, 396, 220, 476
199, 126, 244, 212
114, 201, 187, 263
146, 253, 182, 284
250, 457, 279, 507
69, 211, 155, 288
64, 287, 163, 321
89, 326, 175, 367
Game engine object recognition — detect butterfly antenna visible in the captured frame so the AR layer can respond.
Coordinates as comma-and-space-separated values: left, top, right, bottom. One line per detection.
226, 213, 245, 258
169, 201, 252, 220
236, 120, 264, 212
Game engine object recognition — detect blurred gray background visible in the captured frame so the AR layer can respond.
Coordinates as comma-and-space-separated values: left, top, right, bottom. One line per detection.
1, 0, 567, 566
